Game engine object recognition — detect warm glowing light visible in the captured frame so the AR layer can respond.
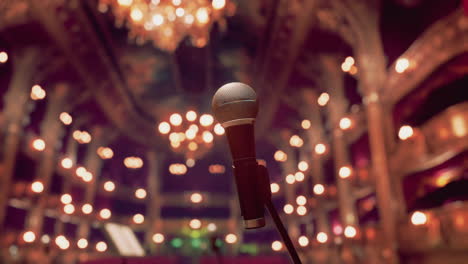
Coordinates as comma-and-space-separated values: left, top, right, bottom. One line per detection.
76, 167, 87, 178
133, 214, 145, 224
135, 188, 147, 199
339, 117, 352, 130
315, 143, 326, 155
313, 184, 325, 195
225, 233, 237, 244
285, 174, 295, 184
214, 123, 225, 135
0, 51, 8, 63
294, 172, 305, 182
55, 235, 70, 250
171, 140, 181, 149
152, 14, 164, 26
100, 209, 111, 219
118, 0, 133, 6
316, 232, 328, 243
59, 112, 73, 125
158, 122, 171, 134
81, 131, 91, 143
186, 158, 196, 168
82, 171, 93, 182
349, 65, 358, 75
271, 240, 283, 251
398, 125, 414, 140
298, 236, 309, 247
207, 223, 217, 232
317, 92, 330, 106
32, 139, 46, 151
339, 166, 352, 179
283, 204, 294, 214
297, 205, 307, 216
61, 158, 73, 169
96, 241, 107, 252
31, 181, 44, 193
23, 231, 36, 243
175, 7, 185, 17
170, 113, 183, 126
130, 7, 143, 22
152, 233, 165, 243
64, 204, 75, 214
186, 129, 197, 141
296, 195, 307, 206
209, 164, 225, 174
344, 226, 357, 238
124, 156, 144, 169
77, 238, 88, 249
212, 0, 226, 9
60, 194, 72, 204
202, 131, 214, 143
395, 58, 410, 73
185, 110, 197, 121
289, 135, 304, 147
169, 163, 188, 175
189, 219, 202, 229
301, 119, 311, 129
82, 204, 93, 214
97, 147, 114, 159
270, 183, 280, 194
31, 85, 46, 100
41, 235, 50, 244
200, 114, 214, 126
450, 115, 465, 137
298, 161, 308, 171
333, 225, 343, 235
73, 130, 92, 144
411, 211, 427, 226
190, 193, 203, 203
274, 150, 287, 162
103, 181, 115, 192
196, 7, 209, 24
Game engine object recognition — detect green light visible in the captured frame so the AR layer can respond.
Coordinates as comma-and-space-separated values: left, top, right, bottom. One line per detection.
239, 244, 258, 255
171, 238, 183, 248
190, 230, 201, 238
215, 238, 223, 248
191, 238, 201, 248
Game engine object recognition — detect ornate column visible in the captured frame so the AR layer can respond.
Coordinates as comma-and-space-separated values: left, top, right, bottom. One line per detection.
25, 83, 69, 235
318, 1, 400, 262
320, 56, 359, 229
300, 90, 331, 237
0, 48, 39, 230
54, 118, 82, 236
279, 139, 300, 240
75, 126, 109, 240
144, 151, 164, 254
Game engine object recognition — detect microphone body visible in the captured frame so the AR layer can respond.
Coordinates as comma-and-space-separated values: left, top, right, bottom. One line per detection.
212, 83, 266, 229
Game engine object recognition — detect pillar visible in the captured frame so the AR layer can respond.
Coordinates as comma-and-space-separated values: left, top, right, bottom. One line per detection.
75, 126, 110, 239
0, 48, 39, 230
26, 83, 69, 235
144, 151, 164, 254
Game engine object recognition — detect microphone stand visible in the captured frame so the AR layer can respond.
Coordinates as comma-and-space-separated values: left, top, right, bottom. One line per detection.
257, 164, 302, 264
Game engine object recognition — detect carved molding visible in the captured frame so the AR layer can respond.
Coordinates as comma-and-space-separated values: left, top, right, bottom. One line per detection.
384, 8, 468, 106
0, 0, 31, 31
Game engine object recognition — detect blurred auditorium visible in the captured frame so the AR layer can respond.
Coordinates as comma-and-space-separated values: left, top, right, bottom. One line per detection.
0, 0, 467, 263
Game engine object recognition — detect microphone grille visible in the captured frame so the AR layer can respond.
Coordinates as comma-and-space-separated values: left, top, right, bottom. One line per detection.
212, 82, 258, 126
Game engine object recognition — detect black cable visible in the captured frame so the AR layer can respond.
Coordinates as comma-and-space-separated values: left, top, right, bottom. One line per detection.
265, 199, 302, 264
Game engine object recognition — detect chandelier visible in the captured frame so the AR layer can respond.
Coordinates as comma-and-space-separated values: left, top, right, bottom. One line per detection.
157, 111, 225, 160
98, 0, 235, 52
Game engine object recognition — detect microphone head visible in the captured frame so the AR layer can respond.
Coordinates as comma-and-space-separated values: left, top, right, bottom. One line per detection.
212, 82, 258, 128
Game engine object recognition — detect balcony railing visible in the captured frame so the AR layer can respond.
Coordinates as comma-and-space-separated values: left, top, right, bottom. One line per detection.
390, 102, 468, 176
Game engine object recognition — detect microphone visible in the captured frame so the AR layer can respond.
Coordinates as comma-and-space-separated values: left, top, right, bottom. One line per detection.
212, 82, 266, 229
